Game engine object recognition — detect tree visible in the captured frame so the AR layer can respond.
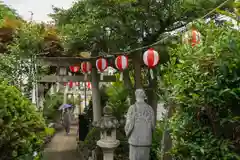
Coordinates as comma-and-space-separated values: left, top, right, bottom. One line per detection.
0, 81, 47, 160
51, 0, 228, 53
160, 18, 240, 159
0, 1, 21, 22
50, 0, 229, 120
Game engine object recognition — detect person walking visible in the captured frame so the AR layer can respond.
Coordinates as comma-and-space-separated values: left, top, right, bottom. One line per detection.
63, 108, 71, 135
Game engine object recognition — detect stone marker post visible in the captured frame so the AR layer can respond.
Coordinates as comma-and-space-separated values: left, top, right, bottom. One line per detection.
93, 105, 120, 160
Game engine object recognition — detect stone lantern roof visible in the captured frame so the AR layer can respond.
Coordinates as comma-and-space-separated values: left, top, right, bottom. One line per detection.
92, 105, 120, 130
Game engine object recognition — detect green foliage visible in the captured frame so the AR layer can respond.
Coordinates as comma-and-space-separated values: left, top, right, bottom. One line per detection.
0, 1, 21, 27
44, 127, 55, 137
106, 82, 129, 120
150, 121, 164, 160
0, 81, 47, 160
161, 20, 240, 159
216, 1, 240, 22
43, 93, 63, 122
51, 0, 226, 54
83, 127, 101, 150
8, 23, 44, 57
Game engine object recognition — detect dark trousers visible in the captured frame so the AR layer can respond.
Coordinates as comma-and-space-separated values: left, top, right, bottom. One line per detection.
64, 125, 70, 133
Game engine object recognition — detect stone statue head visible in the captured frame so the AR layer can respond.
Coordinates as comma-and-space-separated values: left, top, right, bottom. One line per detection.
135, 89, 146, 102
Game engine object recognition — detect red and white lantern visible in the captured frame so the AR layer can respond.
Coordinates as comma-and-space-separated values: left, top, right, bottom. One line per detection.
96, 58, 108, 80
115, 55, 128, 81
81, 62, 92, 81
68, 81, 74, 88
143, 48, 160, 79
182, 29, 201, 47
69, 66, 80, 73
87, 82, 92, 89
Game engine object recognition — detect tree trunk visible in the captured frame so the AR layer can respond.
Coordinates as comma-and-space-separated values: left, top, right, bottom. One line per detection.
161, 103, 174, 160
91, 62, 102, 122
123, 69, 135, 104
123, 69, 131, 89
133, 52, 142, 89
147, 71, 158, 122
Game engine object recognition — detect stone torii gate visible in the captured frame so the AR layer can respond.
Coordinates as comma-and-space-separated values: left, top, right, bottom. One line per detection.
37, 56, 116, 122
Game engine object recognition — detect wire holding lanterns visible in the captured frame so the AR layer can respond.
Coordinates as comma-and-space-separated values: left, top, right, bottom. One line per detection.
143, 48, 160, 79
115, 55, 128, 81
96, 58, 108, 80
81, 61, 92, 81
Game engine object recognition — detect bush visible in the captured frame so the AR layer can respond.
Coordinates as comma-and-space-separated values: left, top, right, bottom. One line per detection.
43, 92, 63, 123
43, 127, 56, 146
106, 82, 129, 120
161, 20, 240, 159
0, 81, 47, 160
150, 120, 164, 160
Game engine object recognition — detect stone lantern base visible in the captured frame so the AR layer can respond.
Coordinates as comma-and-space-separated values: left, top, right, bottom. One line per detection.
97, 140, 120, 160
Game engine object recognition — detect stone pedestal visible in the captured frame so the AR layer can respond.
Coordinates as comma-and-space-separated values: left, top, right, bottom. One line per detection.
97, 140, 120, 160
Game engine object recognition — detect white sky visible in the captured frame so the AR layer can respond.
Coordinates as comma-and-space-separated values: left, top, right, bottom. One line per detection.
3, 0, 76, 22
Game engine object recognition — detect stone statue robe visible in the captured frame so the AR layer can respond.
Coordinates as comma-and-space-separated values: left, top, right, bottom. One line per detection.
125, 101, 155, 160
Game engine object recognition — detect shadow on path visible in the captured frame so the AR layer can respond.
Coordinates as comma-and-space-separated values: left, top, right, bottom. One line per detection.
43, 125, 82, 160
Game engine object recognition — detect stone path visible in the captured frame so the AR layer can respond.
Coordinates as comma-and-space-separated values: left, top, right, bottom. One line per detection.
43, 125, 82, 160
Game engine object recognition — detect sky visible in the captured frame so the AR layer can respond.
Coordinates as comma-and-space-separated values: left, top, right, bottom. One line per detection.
3, 0, 76, 22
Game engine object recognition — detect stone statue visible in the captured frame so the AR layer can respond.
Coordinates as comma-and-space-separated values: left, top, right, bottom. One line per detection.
125, 89, 155, 160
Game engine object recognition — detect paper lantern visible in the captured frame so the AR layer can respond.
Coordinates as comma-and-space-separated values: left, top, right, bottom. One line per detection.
115, 55, 128, 81
81, 62, 92, 81
68, 81, 73, 88
81, 62, 92, 73
69, 66, 80, 73
182, 29, 201, 47
143, 48, 160, 79
115, 55, 128, 71
87, 82, 92, 89
96, 58, 108, 80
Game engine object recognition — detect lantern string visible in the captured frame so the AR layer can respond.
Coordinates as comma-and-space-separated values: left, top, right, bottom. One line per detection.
107, 0, 230, 56
39, 0, 229, 60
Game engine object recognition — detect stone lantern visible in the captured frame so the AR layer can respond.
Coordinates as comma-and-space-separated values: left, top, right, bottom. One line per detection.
93, 105, 120, 160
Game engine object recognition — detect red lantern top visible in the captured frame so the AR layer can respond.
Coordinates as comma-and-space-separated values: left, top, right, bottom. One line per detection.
81, 62, 92, 73
143, 48, 159, 68
68, 81, 73, 88
96, 58, 108, 72
87, 82, 92, 89
64, 81, 79, 87
182, 29, 201, 46
69, 66, 80, 73
115, 55, 128, 71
